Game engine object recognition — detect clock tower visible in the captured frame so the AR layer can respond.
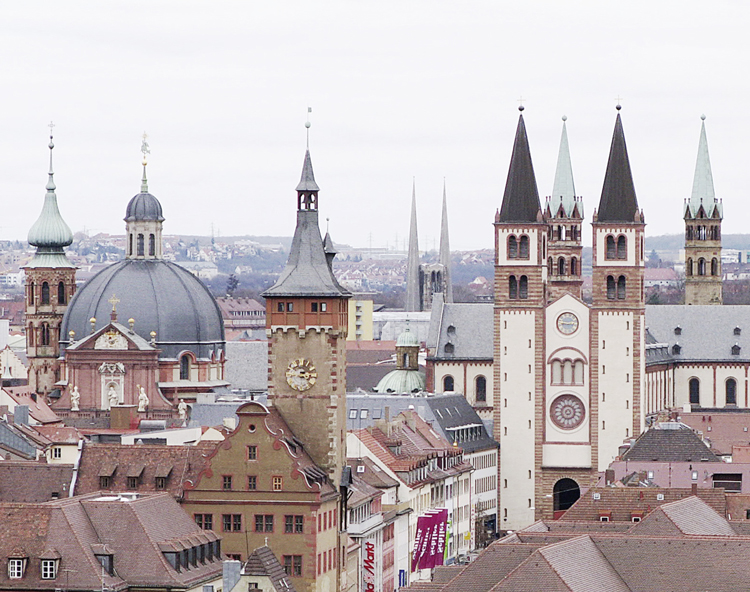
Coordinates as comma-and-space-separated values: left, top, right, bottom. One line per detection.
262, 146, 351, 486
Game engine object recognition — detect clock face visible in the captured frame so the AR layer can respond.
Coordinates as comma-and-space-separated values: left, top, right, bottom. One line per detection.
557, 312, 579, 335
286, 359, 317, 392
550, 395, 585, 430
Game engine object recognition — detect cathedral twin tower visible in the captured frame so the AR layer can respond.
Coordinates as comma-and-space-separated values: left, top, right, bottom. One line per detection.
493, 106, 722, 529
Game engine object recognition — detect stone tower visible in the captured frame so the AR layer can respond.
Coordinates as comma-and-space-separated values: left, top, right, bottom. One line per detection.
493, 107, 547, 530
590, 106, 645, 473
545, 116, 584, 301
24, 130, 76, 397
684, 115, 722, 305
262, 147, 350, 487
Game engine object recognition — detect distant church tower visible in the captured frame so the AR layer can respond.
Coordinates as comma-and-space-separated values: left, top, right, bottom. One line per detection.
545, 116, 584, 301
684, 115, 722, 305
404, 181, 453, 311
24, 129, 76, 397
262, 144, 351, 486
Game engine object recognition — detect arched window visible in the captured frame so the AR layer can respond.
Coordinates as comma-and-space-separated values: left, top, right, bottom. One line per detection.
508, 235, 518, 259
548, 257, 553, 275
41, 323, 50, 346
58, 281, 66, 305
180, 354, 191, 380
607, 276, 616, 300
616, 235, 627, 259
687, 258, 693, 276
563, 360, 573, 384
606, 235, 616, 260
41, 282, 50, 305
574, 360, 584, 385
27, 324, 34, 347
509, 276, 517, 299
519, 235, 530, 259
711, 258, 718, 276
698, 258, 706, 276
571, 257, 578, 276
443, 375, 454, 392
137, 234, 145, 256
726, 379, 737, 406
129, 234, 133, 256
475, 376, 487, 402
617, 276, 626, 300
519, 276, 528, 299
553, 478, 580, 512
689, 378, 700, 405
149, 234, 156, 257
558, 257, 566, 276
28, 282, 34, 306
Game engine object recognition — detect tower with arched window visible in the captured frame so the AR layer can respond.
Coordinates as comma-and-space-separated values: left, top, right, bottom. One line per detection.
590, 106, 646, 483
24, 131, 77, 397
545, 116, 584, 301
684, 116, 723, 305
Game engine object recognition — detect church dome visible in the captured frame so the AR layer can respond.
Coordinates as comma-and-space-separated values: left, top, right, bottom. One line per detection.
60, 259, 224, 360
396, 327, 419, 348
28, 194, 74, 248
125, 191, 165, 222
374, 369, 426, 394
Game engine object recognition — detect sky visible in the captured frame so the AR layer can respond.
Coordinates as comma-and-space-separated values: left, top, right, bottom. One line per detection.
1, 1, 748, 251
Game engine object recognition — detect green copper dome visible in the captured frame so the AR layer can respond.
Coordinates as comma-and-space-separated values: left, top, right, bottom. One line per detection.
374, 369, 426, 394
396, 327, 419, 347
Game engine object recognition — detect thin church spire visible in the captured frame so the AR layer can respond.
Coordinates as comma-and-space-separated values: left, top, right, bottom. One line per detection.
405, 179, 421, 312
439, 180, 453, 303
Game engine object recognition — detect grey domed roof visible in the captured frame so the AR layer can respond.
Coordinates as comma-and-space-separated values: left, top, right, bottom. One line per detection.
125, 192, 165, 222
60, 259, 224, 360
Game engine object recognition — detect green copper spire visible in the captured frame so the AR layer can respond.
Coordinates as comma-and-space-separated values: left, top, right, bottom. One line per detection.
27, 124, 74, 250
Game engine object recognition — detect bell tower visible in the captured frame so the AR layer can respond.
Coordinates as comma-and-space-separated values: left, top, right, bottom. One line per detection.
684, 115, 722, 305
262, 143, 350, 487
24, 126, 76, 397
545, 116, 583, 301
591, 105, 645, 472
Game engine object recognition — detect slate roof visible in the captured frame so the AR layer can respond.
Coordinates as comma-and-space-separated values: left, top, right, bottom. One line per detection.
426, 394, 498, 454
621, 425, 719, 462
225, 341, 269, 391
645, 304, 750, 362
263, 150, 349, 299
426, 295, 493, 361
498, 112, 542, 223
596, 111, 640, 223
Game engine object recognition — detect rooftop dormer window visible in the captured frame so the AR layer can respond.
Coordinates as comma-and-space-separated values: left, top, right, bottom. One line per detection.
674, 326, 682, 335
8, 559, 25, 579
732, 344, 741, 356
735, 327, 742, 336
41, 559, 58, 580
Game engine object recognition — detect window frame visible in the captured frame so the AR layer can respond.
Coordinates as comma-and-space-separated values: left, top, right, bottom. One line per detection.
8, 559, 24, 579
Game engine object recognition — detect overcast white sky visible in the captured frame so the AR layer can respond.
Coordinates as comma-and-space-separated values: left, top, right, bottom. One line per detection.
1, 1, 748, 251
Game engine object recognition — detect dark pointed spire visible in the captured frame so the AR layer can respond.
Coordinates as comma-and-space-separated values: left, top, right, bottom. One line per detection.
405, 179, 421, 312
439, 180, 453, 303
296, 149, 320, 193
263, 147, 348, 298
597, 107, 640, 222
498, 109, 542, 223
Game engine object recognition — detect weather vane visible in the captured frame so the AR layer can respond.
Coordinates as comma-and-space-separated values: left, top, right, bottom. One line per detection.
141, 132, 150, 165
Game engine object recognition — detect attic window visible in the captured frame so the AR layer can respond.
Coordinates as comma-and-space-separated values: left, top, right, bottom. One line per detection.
447, 325, 456, 335
735, 327, 742, 336
674, 326, 682, 335
733, 344, 742, 356
444, 343, 454, 355
95, 554, 114, 576
41, 559, 58, 580
672, 344, 681, 355
8, 559, 25, 579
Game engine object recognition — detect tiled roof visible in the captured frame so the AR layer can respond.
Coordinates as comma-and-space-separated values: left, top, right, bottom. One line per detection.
346, 457, 399, 490
74, 442, 217, 498
244, 545, 298, 592
633, 496, 736, 536
561, 487, 726, 522
621, 425, 719, 462
0, 493, 221, 591
0, 462, 74, 502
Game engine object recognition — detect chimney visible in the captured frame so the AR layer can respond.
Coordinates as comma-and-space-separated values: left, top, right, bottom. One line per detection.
605, 469, 615, 486
691, 483, 698, 495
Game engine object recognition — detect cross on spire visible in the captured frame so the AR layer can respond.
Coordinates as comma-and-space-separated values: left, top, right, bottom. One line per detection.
141, 132, 150, 165
108, 293, 120, 312
517, 96, 525, 111
48, 121, 55, 137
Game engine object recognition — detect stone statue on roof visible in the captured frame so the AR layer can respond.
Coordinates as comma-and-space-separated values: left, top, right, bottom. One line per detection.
138, 386, 149, 412
178, 399, 188, 420
70, 386, 80, 412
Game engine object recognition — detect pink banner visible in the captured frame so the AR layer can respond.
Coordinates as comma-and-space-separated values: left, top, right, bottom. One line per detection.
420, 510, 448, 570
411, 514, 429, 572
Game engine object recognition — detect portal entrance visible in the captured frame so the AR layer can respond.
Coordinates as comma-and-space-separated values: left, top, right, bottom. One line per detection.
553, 478, 580, 513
